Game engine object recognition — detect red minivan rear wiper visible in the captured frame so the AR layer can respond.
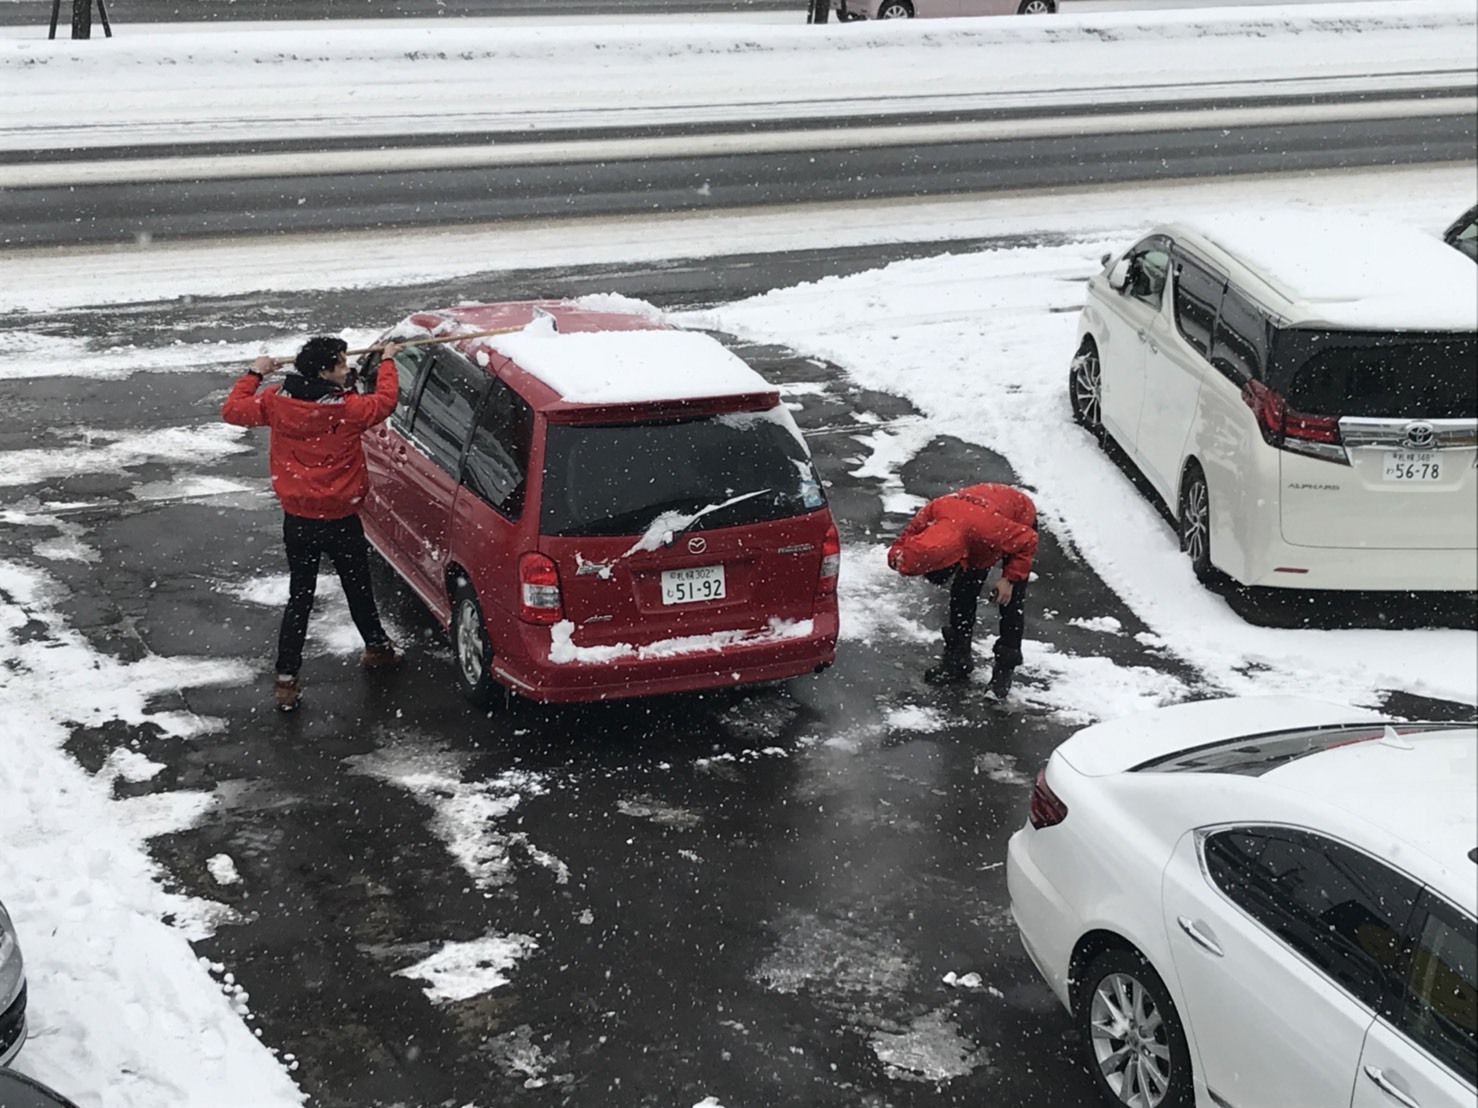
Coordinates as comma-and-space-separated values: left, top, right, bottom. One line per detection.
623, 488, 774, 556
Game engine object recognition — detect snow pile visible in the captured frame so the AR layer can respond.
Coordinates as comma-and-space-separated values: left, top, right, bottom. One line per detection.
0, 560, 304, 1106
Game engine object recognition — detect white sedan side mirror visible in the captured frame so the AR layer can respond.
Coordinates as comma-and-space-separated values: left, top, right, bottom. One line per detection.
1107, 257, 1131, 292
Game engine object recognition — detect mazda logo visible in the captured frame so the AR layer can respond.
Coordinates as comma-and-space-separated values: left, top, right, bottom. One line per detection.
1401, 421, 1436, 450
687, 536, 707, 554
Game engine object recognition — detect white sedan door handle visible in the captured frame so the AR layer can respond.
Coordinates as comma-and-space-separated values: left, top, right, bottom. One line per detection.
1364, 1066, 1421, 1108
1176, 916, 1224, 957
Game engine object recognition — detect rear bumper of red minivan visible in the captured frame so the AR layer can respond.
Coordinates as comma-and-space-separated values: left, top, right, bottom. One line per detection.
492, 605, 839, 703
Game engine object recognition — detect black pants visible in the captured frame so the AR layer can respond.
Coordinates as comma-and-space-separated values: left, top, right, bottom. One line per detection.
807, 0, 830, 21
275, 512, 389, 677
946, 569, 1029, 669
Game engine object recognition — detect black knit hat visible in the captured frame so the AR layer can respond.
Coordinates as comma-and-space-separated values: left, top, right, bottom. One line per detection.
294, 336, 349, 377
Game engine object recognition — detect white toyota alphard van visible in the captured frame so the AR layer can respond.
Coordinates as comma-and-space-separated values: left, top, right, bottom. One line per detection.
1073, 210, 1478, 591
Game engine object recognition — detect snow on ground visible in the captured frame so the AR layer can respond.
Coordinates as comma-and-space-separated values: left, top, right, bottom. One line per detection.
0, 7, 1474, 1105
0, 561, 304, 1106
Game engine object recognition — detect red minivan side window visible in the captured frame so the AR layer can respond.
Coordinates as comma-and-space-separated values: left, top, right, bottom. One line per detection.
462, 379, 535, 519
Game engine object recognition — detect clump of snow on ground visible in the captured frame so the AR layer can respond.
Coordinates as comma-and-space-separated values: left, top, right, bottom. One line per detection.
973, 752, 1033, 787
0, 424, 251, 488
1009, 642, 1193, 723
870, 1007, 985, 1081
207, 855, 242, 887
883, 704, 948, 732
1068, 615, 1124, 634
349, 743, 566, 888
395, 932, 539, 1003
98, 747, 166, 785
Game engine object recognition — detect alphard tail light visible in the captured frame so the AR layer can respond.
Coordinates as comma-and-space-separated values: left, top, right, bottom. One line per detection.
1241, 380, 1346, 463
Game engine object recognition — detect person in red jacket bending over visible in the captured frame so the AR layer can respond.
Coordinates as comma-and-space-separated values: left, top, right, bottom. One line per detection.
223, 337, 402, 713
887, 483, 1038, 696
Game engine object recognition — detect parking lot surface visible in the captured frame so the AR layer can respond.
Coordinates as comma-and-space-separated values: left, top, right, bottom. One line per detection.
2, 249, 1451, 1107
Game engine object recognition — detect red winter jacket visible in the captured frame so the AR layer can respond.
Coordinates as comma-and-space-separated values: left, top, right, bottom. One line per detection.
222, 359, 398, 520
887, 483, 1038, 582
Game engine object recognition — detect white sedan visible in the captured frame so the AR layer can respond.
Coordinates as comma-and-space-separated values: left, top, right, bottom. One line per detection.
1007, 696, 1477, 1108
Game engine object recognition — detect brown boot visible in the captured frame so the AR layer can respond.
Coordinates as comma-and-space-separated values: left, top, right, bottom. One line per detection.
274, 675, 301, 713
360, 642, 401, 669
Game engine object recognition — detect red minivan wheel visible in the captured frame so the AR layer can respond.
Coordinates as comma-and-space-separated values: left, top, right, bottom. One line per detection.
452, 578, 498, 707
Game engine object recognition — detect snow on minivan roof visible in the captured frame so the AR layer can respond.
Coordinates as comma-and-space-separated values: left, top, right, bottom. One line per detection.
486, 314, 774, 406
1166, 209, 1478, 332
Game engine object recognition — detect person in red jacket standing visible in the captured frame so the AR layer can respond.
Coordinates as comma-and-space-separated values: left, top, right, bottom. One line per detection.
887, 483, 1038, 696
223, 336, 402, 712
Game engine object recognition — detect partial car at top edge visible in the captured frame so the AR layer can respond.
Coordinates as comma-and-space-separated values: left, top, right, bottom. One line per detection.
1007, 695, 1478, 1108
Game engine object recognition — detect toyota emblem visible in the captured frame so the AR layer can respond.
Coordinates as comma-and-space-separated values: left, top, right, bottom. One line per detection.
687, 536, 707, 554
1401, 421, 1436, 450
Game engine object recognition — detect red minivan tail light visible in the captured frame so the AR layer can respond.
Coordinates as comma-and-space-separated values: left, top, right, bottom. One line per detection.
518, 552, 564, 624
817, 521, 841, 597
1029, 768, 1068, 830
1241, 380, 1346, 462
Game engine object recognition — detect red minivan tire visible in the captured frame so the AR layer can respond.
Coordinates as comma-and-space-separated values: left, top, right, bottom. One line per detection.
452, 577, 499, 707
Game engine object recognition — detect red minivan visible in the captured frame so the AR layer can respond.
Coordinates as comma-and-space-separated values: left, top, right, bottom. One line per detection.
357, 300, 840, 704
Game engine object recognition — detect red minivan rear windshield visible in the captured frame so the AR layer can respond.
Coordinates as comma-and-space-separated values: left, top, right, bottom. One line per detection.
540, 407, 825, 537
1271, 330, 1477, 419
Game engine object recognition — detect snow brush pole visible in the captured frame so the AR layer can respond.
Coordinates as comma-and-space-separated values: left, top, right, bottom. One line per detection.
268, 325, 526, 369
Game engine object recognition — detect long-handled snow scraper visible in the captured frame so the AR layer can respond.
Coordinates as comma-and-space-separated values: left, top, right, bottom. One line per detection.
266, 324, 529, 369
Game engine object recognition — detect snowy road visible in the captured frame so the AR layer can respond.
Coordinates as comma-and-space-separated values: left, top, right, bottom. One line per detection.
3, 2, 1473, 245
0, 164, 1474, 1108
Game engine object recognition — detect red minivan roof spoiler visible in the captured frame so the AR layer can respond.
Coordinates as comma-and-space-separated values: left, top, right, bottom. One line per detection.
542, 390, 782, 424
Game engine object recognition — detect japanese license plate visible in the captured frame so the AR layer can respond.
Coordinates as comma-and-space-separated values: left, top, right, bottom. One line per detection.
1382, 450, 1441, 482
661, 564, 726, 604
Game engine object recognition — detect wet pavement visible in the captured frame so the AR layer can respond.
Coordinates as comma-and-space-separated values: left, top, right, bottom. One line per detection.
1, 245, 1439, 1107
